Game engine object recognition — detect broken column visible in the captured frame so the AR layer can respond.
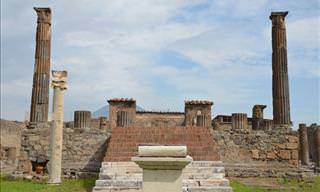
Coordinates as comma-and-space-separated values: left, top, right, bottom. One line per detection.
269, 12, 291, 127
132, 145, 192, 192
298, 124, 309, 165
252, 105, 267, 130
314, 127, 320, 169
232, 113, 248, 131
30, 7, 52, 124
74, 110, 91, 129
48, 71, 67, 184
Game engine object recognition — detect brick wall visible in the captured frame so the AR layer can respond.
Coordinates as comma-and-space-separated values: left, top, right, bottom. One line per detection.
104, 126, 219, 161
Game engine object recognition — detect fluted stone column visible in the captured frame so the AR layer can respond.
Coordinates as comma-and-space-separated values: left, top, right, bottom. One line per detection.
270, 12, 291, 127
232, 113, 248, 131
314, 127, 320, 168
252, 105, 267, 130
299, 124, 309, 165
74, 111, 91, 129
48, 71, 67, 184
30, 7, 52, 123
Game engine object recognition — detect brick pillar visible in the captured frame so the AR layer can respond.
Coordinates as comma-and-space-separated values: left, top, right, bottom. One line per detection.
232, 113, 248, 131
269, 12, 291, 127
74, 111, 91, 129
30, 7, 52, 123
299, 124, 309, 165
48, 71, 67, 184
314, 127, 320, 168
184, 100, 213, 127
252, 105, 266, 130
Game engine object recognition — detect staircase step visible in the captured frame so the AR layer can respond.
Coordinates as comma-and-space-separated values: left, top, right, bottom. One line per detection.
184, 186, 233, 192
95, 179, 142, 188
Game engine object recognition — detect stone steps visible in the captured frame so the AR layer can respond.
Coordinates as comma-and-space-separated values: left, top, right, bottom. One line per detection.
92, 161, 233, 192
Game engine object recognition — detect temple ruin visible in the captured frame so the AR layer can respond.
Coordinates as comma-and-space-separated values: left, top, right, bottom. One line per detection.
0, 7, 319, 192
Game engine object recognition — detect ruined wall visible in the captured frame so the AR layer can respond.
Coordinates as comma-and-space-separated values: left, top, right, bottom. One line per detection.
0, 120, 26, 172
213, 129, 301, 177
135, 112, 184, 127
16, 123, 111, 178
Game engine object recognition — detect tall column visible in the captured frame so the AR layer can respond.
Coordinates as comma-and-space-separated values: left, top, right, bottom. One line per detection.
74, 110, 91, 129
48, 71, 67, 184
252, 105, 266, 130
270, 12, 291, 127
298, 124, 309, 165
232, 113, 248, 131
314, 127, 320, 169
30, 7, 52, 123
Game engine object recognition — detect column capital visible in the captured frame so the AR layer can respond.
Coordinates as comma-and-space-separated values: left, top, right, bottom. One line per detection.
269, 12, 288, 28
34, 7, 51, 24
52, 70, 68, 90
269, 11, 288, 20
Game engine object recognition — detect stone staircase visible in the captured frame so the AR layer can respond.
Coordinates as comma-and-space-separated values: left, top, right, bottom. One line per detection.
92, 161, 233, 192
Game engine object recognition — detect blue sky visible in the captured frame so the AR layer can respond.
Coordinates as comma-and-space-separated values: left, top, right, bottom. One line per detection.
1, 0, 319, 128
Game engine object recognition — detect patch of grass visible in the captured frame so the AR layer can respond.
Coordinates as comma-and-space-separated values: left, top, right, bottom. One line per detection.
230, 177, 320, 192
0, 174, 96, 192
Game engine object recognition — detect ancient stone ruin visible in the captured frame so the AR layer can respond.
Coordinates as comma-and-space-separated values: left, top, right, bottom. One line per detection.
1, 8, 320, 192
29, 8, 52, 125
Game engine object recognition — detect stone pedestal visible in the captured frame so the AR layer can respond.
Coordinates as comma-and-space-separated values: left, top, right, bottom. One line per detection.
132, 146, 192, 192
48, 71, 67, 184
299, 124, 309, 165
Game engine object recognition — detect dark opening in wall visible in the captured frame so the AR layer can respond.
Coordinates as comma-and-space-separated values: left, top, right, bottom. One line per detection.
31, 160, 48, 175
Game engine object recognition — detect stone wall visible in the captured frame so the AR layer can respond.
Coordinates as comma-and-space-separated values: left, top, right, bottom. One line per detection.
0, 119, 26, 172
135, 112, 184, 127
212, 129, 302, 177
16, 122, 111, 178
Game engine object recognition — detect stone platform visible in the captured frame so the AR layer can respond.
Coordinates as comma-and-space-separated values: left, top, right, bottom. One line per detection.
92, 161, 233, 192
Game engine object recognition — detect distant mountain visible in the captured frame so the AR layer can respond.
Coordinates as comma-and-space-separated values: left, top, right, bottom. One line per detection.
92, 105, 144, 119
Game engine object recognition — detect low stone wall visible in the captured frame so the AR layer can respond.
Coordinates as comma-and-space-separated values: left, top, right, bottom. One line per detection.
213, 129, 302, 177
0, 119, 26, 173
17, 123, 111, 178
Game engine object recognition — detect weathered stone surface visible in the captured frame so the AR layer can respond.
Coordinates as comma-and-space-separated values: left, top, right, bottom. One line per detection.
279, 150, 291, 160
251, 149, 259, 159
74, 111, 91, 129
138, 146, 187, 157
29, 7, 52, 123
299, 124, 309, 165
48, 70, 67, 184
270, 11, 291, 127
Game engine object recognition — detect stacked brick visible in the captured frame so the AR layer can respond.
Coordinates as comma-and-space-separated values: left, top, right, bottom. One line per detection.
104, 126, 219, 161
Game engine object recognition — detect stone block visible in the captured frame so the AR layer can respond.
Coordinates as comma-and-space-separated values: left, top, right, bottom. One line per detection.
267, 152, 277, 160
291, 150, 298, 160
287, 135, 298, 143
286, 143, 298, 149
279, 150, 291, 160
251, 149, 259, 159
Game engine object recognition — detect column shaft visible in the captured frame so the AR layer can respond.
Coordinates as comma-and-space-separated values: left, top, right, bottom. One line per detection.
299, 124, 309, 165
48, 71, 67, 184
315, 128, 320, 168
270, 12, 291, 126
30, 8, 51, 123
